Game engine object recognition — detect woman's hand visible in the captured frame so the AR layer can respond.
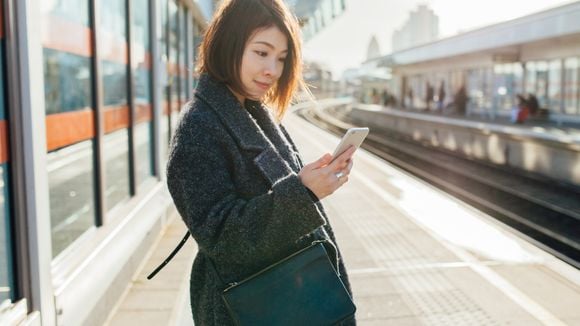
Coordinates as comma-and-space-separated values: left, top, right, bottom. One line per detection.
299, 146, 356, 200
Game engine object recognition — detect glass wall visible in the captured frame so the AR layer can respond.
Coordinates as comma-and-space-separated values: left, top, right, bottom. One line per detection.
525, 61, 549, 109
42, 0, 97, 257
168, 0, 180, 131
398, 57, 580, 118
180, 7, 189, 103
548, 59, 562, 113
0, 0, 15, 304
158, 0, 170, 170
482, 67, 494, 111
332, 0, 345, 17
467, 68, 484, 111
493, 63, 523, 112
132, 0, 155, 187
564, 57, 579, 115
100, 0, 131, 212
321, 0, 333, 25
41, 0, 199, 257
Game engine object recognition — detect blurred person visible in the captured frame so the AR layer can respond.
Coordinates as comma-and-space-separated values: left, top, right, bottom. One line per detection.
453, 85, 468, 115
371, 87, 380, 104
166, 0, 357, 325
381, 89, 389, 106
437, 81, 446, 112
527, 93, 539, 115
511, 94, 530, 124
425, 81, 434, 111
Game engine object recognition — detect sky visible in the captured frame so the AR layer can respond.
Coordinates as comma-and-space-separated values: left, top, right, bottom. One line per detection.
302, 0, 576, 78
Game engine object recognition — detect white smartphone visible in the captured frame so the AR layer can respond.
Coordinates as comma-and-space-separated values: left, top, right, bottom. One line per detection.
331, 127, 369, 162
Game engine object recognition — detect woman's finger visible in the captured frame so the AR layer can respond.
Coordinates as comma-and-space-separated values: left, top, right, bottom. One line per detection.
306, 153, 332, 170
345, 160, 354, 174
327, 146, 356, 171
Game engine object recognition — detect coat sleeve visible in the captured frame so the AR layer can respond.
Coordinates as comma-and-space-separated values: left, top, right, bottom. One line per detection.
166, 114, 326, 274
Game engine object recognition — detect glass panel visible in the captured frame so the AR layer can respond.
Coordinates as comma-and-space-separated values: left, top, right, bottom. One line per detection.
332, 0, 343, 17
188, 19, 194, 95
513, 63, 524, 98
100, 0, 130, 211
133, 0, 155, 186
564, 57, 579, 115
525, 61, 536, 95
169, 1, 180, 133
483, 68, 493, 110
0, 165, 13, 304
494, 64, 509, 111
44, 50, 93, 114
467, 69, 482, 111
494, 63, 523, 112
0, 3, 15, 301
548, 59, 562, 113
158, 0, 170, 169
181, 7, 188, 102
535, 61, 549, 108
321, 0, 332, 26
42, 1, 97, 257
192, 22, 201, 89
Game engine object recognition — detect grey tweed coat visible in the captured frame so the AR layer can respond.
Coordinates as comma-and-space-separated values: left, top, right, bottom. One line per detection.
166, 74, 355, 325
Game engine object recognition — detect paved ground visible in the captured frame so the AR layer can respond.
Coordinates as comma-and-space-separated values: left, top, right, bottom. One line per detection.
105, 112, 580, 325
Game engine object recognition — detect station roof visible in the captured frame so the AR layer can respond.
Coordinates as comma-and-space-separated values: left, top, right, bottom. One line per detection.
369, 1, 580, 67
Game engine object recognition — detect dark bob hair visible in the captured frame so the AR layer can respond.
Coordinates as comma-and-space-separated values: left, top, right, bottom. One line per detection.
196, 0, 305, 119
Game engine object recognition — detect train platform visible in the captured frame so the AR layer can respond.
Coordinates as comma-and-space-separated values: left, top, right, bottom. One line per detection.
367, 103, 580, 143
105, 111, 580, 326
334, 101, 580, 188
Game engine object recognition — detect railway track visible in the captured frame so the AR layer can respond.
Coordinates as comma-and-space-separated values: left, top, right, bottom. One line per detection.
297, 106, 580, 269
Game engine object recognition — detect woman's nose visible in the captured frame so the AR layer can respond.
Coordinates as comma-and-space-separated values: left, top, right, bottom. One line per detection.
264, 59, 281, 78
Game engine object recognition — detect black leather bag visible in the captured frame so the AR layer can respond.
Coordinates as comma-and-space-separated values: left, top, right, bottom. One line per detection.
148, 234, 356, 325
218, 241, 356, 326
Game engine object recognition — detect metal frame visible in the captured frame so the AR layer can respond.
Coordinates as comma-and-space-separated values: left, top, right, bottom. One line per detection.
126, 0, 137, 195
577, 58, 580, 116
167, 0, 176, 135
4, 0, 55, 324
89, 0, 106, 225
150, 0, 162, 180
184, 7, 191, 105
165, 0, 172, 148
3, 0, 31, 308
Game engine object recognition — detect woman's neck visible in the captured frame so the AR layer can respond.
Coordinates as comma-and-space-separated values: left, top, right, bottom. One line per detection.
227, 86, 246, 105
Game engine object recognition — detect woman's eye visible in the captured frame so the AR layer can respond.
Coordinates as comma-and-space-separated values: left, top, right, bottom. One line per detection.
279, 57, 287, 62
255, 51, 268, 57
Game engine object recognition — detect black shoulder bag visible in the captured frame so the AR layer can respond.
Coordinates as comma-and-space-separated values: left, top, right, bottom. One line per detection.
148, 233, 356, 325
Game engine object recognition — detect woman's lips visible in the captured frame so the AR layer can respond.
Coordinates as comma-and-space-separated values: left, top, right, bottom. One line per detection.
254, 80, 271, 90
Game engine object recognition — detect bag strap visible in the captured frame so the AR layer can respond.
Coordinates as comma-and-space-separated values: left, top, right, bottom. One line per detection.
147, 233, 335, 286
147, 231, 192, 280
146, 230, 227, 285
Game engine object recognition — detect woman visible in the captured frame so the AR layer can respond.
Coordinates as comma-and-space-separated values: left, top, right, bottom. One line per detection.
166, 0, 356, 324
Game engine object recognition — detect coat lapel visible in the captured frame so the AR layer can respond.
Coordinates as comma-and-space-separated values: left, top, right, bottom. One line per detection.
194, 74, 295, 185
245, 103, 302, 173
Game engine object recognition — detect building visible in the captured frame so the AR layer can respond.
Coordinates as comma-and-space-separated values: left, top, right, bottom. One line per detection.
366, 35, 381, 61
383, 1, 580, 123
292, 0, 346, 41
392, 4, 439, 52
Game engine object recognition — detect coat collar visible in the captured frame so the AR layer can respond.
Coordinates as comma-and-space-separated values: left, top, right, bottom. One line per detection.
194, 74, 301, 181
194, 74, 274, 152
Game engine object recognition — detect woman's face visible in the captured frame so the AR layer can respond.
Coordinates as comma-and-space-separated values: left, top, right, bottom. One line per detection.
238, 26, 288, 102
